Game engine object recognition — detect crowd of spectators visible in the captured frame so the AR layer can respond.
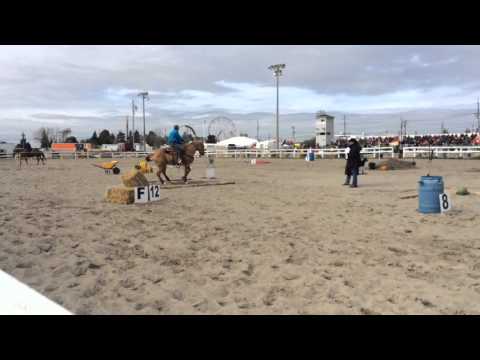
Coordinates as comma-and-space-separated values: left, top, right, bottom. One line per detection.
334, 133, 480, 148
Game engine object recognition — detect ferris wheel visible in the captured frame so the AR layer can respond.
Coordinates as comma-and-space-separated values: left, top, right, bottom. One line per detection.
208, 116, 237, 141
179, 124, 198, 138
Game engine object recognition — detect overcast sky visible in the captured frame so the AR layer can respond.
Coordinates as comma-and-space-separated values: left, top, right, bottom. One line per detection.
1, 45, 480, 143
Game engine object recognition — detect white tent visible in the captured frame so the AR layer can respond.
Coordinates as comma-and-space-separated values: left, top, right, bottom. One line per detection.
216, 136, 258, 148
256, 139, 276, 149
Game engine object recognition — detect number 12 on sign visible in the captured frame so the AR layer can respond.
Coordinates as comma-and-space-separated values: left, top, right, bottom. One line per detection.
135, 185, 160, 203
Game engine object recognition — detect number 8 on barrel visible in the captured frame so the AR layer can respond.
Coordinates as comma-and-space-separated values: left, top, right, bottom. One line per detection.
439, 193, 451, 213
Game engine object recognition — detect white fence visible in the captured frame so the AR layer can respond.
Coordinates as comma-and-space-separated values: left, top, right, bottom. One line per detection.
0, 151, 152, 160
48, 151, 152, 160
0, 148, 393, 160
205, 147, 394, 159
3, 146, 480, 161
403, 146, 480, 159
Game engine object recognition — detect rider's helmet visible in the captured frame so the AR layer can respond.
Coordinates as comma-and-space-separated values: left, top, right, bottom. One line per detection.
174, 125, 180, 130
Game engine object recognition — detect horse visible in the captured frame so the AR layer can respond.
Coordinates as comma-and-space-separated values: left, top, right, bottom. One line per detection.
146, 141, 205, 184
16, 149, 46, 168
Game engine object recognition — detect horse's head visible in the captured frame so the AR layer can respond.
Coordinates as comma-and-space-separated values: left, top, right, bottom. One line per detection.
193, 141, 205, 156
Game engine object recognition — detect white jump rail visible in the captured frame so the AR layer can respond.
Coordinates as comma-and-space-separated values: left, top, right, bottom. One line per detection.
403, 146, 480, 159
0, 269, 72, 315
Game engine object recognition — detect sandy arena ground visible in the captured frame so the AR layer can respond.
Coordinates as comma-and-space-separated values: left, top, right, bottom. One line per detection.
1, 156, 480, 314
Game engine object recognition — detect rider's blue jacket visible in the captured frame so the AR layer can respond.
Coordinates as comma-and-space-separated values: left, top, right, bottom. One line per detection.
167, 128, 184, 145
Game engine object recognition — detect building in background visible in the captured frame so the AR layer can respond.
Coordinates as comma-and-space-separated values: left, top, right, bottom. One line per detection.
0, 141, 16, 155
315, 111, 335, 148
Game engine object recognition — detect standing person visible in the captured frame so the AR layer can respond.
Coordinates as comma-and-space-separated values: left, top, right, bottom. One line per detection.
343, 138, 362, 188
167, 125, 185, 165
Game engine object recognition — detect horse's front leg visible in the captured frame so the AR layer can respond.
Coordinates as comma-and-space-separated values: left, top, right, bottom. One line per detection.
162, 168, 171, 183
183, 164, 191, 183
156, 168, 165, 184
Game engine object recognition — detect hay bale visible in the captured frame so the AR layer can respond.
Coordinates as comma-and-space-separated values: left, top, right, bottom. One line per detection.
105, 186, 135, 204
121, 169, 149, 187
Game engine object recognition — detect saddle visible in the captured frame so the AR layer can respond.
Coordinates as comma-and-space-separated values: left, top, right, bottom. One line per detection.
164, 146, 183, 166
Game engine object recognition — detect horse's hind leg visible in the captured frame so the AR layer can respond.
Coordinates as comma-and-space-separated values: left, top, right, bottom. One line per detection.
162, 164, 171, 183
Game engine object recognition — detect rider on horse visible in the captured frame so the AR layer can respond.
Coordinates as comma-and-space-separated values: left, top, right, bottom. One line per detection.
167, 125, 185, 165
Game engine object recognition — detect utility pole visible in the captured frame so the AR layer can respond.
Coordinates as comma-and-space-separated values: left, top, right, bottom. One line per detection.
343, 115, 346, 137
474, 97, 480, 133
268, 64, 286, 150
291, 126, 296, 142
126, 116, 129, 145
137, 92, 149, 151
399, 118, 407, 141
257, 119, 260, 140
131, 99, 137, 149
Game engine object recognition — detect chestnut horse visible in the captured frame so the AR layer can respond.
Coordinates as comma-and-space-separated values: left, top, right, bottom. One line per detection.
146, 141, 205, 183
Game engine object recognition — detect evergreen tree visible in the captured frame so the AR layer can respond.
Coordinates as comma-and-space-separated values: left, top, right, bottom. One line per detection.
35, 128, 53, 149
133, 130, 141, 143
90, 131, 99, 145
301, 137, 316, 148
98, 129, 113, 145
154, 136, 167, 148
116, 131, 126, 143
65, 136, 78, 143
146, 131, 157, 147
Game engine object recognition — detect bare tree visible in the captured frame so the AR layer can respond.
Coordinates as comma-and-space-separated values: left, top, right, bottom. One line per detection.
60, 128, 72, 142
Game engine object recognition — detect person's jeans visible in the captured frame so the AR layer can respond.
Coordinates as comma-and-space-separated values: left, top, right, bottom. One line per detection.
345, 167, 358, 186
172, 143, 183, 162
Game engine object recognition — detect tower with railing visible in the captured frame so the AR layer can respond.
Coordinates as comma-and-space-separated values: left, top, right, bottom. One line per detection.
315, 111, 335, 148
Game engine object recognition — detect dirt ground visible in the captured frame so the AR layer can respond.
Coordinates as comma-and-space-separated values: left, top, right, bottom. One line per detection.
1, 156, 480, 314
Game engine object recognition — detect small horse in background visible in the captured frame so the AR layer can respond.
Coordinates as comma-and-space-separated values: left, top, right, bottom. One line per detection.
146, 141, 205, 183
16, 149, 47, 168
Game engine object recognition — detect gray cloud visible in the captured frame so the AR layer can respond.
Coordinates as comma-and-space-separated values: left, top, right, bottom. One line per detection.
1, 45, 480, 144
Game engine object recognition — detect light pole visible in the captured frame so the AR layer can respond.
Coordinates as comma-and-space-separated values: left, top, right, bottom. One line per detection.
268, 64, 285, 150
137, 91, 149, 151
131, 99, 137, 150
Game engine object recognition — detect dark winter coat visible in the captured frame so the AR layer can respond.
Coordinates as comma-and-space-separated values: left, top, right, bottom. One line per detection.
344, 141, 362, 176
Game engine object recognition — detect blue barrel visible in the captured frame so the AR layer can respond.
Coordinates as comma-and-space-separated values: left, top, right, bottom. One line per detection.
418, 176, 444, 214
308, 151, 315, 161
